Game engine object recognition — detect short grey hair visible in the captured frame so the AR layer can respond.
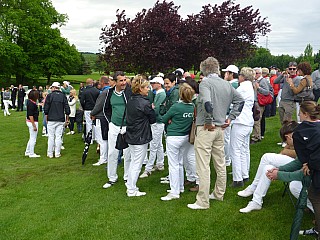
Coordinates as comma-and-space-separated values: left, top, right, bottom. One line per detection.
240, 67, 255, 82
200, 57, 220, 76
270, 69, 277, 75
253, 67, 262, 73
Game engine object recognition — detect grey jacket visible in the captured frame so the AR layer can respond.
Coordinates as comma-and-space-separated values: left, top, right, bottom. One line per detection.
196, 74, 244, 126
311, 70, 320, 90
91, 89, 108, 119
274, 74, 302, 101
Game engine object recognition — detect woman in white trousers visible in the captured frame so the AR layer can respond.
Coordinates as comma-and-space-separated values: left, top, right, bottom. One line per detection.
125, 75, 156, 197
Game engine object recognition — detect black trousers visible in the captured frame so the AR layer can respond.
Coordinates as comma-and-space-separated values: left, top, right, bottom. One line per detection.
17, 97, 24, 111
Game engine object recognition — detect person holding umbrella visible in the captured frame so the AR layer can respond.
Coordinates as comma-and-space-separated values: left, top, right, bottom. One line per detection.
267, 101, 320, 239
125, 75, 156, 197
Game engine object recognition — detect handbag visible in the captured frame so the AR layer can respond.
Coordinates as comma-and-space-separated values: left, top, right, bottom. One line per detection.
294, 77, 315, 102
257, 93, 273, 106
189, 105, 197, 144
115, 105, 129, 150
252, 101, 260, 121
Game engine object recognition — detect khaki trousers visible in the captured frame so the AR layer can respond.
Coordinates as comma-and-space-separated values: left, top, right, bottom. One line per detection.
278, 101, 295, 124
195, 126, 226, 208
252, 106, 265, 141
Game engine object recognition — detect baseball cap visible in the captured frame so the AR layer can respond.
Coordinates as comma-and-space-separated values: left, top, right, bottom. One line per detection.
51, 82, 60, 88
150, 77, 164, 85
222, 65, 239, 74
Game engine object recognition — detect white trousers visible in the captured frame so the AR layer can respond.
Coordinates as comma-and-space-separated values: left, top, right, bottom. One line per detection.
95, 119, 108, 163
249, 153, 294, 206
145, 123, 164, 172
47, 121, 65, 157
230, 124, 252, 181
183, 142, 197, 182
3, 100, 10, 116
296, 102, 300, 122
224, 124, 231, 163
167, 135, 189, 195
277, 89, 282, 107
289, 181, 314, 212
107, 122, 131, 182
84, 110, 94, 140
126, 144, 148, 194
25, 121, 38, 155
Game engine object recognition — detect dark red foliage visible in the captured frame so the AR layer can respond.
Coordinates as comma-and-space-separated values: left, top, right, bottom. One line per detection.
100, 0, 270, 73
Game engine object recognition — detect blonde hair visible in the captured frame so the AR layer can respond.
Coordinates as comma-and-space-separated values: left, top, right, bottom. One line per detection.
179, 83, 195, 103
240, 67, 255, 82
131, 75, 149, 94
70, 89, 78, 100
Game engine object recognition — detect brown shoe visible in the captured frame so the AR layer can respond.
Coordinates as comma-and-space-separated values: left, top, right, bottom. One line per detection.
189, 184, 199, 192
184, 180, 196, 186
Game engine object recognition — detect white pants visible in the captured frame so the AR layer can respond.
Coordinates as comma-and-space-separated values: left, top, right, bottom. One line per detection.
25, 121, 38, 155
95, 119, 108, 163
277, 89, 282, 107
145, 123, 164, 172
126, 144, 148, 194
3, 100, 10, 116
224, 124, 231, 164
84, 110, 94, 140
289, 181, 314, 212
249, 153, 294, 206
167, 135, 189, 195
47, 121, 65, 157
296, 102, 300, 122
230, 124, 252, 181
183, 142, 197, 182
107, 122, 131, 182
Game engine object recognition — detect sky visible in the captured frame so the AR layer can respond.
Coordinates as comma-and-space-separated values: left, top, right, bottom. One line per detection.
51, 0, 320, 57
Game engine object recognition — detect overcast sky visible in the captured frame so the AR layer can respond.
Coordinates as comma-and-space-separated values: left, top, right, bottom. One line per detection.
51, 0, 320, 57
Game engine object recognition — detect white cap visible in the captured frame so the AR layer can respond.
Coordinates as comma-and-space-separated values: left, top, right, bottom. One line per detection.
51, 82, 60, 88
222, 65, 239, 74
150, 77, 164, 85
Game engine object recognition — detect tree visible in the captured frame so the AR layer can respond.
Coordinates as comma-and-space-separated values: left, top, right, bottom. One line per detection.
100, 0, 271, 73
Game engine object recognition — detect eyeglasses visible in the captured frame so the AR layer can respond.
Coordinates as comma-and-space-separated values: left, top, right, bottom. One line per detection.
255, 72, 261, 74
288, 68, 296, 70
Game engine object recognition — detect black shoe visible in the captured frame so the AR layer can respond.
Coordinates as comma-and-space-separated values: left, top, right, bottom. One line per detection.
243, 178, 249, 183
299, 227, 318, 236
250, 139, 260, 145
230, 181, 244, 188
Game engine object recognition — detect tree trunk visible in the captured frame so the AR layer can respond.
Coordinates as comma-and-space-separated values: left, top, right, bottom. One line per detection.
46, 73, 52, 85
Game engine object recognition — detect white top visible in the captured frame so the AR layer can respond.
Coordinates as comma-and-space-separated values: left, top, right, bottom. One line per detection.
232, 80, 254, 126
68, 97, 77, 117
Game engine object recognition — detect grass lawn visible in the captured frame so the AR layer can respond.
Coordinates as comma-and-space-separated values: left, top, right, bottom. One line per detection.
0, 110, 314, 240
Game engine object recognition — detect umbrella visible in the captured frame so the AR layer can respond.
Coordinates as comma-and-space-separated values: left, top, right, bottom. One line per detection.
81, 123, 94, 165
290, 175, 311, 240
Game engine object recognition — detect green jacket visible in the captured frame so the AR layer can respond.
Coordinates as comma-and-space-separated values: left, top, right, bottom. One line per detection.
154, 89, 166, 123
159, 85, 179, 115
277, 159, 304, 182
162, 101, 194, 136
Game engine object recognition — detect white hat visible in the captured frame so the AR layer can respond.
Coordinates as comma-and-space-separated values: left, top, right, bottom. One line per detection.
175, 68, 184, 76
150, 76, 164, 85
51, 82, 60, 88
222, 65, 239, 74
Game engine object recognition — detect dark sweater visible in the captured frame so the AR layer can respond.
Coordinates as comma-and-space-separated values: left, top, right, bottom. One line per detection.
26, 100, 39, 122
44, 90, 70, 122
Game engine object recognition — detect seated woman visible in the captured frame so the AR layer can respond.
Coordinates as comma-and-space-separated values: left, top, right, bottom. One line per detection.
238, 121, 299, 213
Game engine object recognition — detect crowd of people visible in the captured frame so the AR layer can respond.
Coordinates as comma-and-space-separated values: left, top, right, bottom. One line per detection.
2, 56, 320, 238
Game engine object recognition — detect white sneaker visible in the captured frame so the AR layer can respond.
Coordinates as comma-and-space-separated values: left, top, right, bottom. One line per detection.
160, 179, 170, 184
55, 154, 61, 158
127, 190, 146, 197
239, 201, 262, 213
66, 132, 71, 135
161, 193, 180, 201
42, 134, 48, 137
209, 192, 223, 201
237, 186, 255, 197
139, 171, 151, 178
281, 142, 287, 148
103, 181, 116, 189
29, 154, 40, 158
47, 155, 53, 158
160, 175, 169, 181
167, 189, 184, 193
25, 152, 30, 157
71, 131, 75, 135
92, 162, 103, 166
61, 146, 65, 150
187, 203, 208, 210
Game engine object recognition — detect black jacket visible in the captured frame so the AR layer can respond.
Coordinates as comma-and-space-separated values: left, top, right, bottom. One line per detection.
18, 88, 26, 98
44, 90, 70, 122
125, 94, 156, 145
293, 121, 320, 191
80, 85, 100, 110
103, 85, 132, 123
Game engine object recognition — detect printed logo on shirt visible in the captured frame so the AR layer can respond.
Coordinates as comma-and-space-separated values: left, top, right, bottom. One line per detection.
183, 113, 193, 118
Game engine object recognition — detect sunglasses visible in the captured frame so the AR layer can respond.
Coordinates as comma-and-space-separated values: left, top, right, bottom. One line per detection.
288, 68, 296, 70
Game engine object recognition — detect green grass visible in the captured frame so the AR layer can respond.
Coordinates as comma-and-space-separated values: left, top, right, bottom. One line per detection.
0, 111, 314, 240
